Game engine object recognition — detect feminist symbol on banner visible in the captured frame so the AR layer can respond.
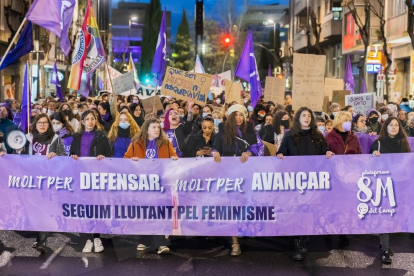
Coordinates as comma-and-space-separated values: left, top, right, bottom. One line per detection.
357, 203, 368, 219
146, 149, 156, 159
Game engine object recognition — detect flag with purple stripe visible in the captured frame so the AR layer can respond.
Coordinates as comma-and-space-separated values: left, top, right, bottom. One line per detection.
21, 63, 31, 134
26, 0, 75, 56
235, 31, 262, 107
151, 9, 167, 85
50, 61, 64, 101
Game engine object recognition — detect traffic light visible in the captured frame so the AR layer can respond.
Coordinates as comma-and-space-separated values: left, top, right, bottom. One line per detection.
221, 34, 232, 48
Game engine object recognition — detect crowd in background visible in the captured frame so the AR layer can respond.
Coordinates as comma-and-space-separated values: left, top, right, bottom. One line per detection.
0, 89, 413, 264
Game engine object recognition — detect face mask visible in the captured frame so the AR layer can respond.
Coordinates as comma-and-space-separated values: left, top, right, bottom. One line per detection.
73, 110, 78, 115
78, 111, 83, 116
62, 110, 71, 117
247, 106, 254, 112
381, 114, 389, 121
244, 100, 248, 104
342, 121, 352, 132
179, 114, 184, 119
42, 108, 47, 113
47, 110, 53, 116
332, 112, 338, 117
132, 100, 139, 104
216, 99, 221, 104
214, 118, 222, 127
257, 110, 266, 119
160, 122, 164, 128
53, 124, 62, 132
318, 126, 326, 132
202, 113, 209, 118
119, 122, 130, 129
281, 120, 289, 129
370, 117, 379, 124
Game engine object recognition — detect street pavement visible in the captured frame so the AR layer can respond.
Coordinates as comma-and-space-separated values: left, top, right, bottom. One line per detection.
0, 231, 413, 276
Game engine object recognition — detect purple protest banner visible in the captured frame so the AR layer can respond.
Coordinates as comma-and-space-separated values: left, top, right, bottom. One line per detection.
0, 154, 413, 236
356, 133, 414, 154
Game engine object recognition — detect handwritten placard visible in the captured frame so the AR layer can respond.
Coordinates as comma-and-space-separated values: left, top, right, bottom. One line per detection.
324, 78, 344, 101
345, 93, 375, 116
112, 71, 135, 95
264, 77, 285, 105
332, 90, 350, 108
292, 53, 326, 111
225, 80, 242, 104
161, 67, 212, 106
141, 96, 164, 114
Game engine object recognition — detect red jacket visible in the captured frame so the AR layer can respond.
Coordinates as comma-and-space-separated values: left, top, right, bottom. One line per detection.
325, 129, 362, 155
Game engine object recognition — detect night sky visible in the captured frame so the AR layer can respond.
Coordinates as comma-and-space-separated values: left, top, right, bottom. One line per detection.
112, 0, 290, 38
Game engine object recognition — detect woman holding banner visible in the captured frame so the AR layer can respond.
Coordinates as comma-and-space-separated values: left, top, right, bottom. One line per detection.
370, 116, 411, 264
212, 104, 264, 256
124, 118, 177, 254
276, 107, 334, 261
185, 116, 216, 157
108, 112, 140, 158
16, 113, 66, 253
70, 110, 113, 253
352, 114, 368, 134
325, 111, 362, 155
50, 112, 75, 156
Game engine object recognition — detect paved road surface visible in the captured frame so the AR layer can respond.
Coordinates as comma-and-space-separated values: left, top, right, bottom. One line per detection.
0, 231, 413, 275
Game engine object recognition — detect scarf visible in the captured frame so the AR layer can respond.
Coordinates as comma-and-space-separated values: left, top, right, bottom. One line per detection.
117, 126, 130, 138
33, 129, 54, 144
102, 112, 110, 122
58, 127, 69, 138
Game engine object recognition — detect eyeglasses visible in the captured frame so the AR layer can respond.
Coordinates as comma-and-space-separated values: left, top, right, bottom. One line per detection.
36, 121, 49, 125
358, 120, 366, 123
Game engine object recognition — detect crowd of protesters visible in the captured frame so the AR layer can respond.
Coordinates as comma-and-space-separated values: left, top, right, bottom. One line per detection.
0, 89, 413, 264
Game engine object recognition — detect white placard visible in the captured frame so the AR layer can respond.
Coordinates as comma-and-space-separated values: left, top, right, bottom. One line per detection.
112, 71, 135, 95
345, 93, 375, 116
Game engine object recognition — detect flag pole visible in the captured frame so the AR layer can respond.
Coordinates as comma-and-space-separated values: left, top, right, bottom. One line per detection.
105, 63, 114, 94
26, 61, 30, 134
0, 17, 28, 69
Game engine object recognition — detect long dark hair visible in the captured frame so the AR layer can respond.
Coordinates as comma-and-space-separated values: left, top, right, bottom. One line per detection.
273, 110, 289, 135
377, 116, 411, 153
50, 112, 74, 134
291, 107, 323, 148
223, 112, 247, 145
31, 113, 55, 142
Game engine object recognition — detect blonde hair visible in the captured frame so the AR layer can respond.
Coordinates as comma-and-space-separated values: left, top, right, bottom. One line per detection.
333, 111, 352, 130
108, 112, 140, 141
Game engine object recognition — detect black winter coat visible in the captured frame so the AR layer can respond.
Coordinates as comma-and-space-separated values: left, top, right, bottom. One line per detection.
213, 122, 257, 157
276, 129, 328, 156
70, 130, 113, 157
186, 130, 216, 157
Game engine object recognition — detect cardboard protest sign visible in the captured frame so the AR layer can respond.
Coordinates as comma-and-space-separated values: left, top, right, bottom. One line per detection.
106, 66, 135, 94
210, 86, 224, 97
161, 67, 212, 106
322, 96, 330, 114
292, 53, 326, 111
324, 78, 344, 101
264, 77, 285, 105
112, 71, 136, 95
332, 90, 350, 108
225, 80, 242, 104
141, 96, 164, 114
345, 93, 375, 116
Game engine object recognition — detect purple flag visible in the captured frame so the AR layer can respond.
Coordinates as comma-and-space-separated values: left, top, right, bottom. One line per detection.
50, 62, 64, 101
361, 77, 367, 94
235, 31, 263, 107
344, 54, 355, 94
26, 0, 75, 56
151, 9, 167, 85
21, 63, 31, 134
268, 64, 272, 77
